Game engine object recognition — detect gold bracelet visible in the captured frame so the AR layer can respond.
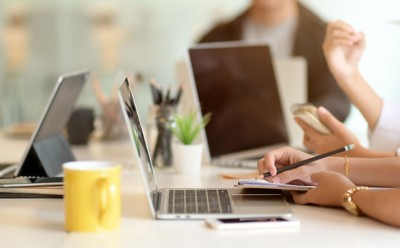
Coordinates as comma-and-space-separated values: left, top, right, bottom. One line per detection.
344, 155, 350, 178
342, 186, 369, 216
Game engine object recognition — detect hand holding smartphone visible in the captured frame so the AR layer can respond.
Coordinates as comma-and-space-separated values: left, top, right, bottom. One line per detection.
291, 103, 331, 134
205, 217, 300, 230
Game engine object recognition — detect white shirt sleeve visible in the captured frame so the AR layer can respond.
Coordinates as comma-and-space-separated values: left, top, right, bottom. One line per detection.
368, 100, 400, 153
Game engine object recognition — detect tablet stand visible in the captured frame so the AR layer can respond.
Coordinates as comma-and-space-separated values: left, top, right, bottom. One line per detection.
18, 133, 75, 177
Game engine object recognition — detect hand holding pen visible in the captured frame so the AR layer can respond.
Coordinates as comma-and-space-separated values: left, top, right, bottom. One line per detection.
257, 144, 355, 184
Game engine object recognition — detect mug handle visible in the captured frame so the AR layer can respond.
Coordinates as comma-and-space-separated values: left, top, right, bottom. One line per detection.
98, 178, 111, 226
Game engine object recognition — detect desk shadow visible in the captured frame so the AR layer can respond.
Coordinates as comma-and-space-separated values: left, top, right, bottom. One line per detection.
38, 219, 65, 232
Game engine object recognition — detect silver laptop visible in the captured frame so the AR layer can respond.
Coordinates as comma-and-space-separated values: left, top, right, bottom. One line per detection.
118, 77, 292, 220
187, 42, 288, 168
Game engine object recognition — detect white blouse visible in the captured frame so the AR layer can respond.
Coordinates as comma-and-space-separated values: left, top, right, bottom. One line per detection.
368, 100, 400, 155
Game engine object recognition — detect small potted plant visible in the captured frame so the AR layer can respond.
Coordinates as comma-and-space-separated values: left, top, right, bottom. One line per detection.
169, 110, 211, 174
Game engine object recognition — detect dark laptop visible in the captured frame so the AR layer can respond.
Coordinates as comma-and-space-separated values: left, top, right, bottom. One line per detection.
187, 42, 288, 168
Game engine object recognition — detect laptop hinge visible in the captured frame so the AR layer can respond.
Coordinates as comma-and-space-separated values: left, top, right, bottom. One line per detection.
151, 190, 162, 211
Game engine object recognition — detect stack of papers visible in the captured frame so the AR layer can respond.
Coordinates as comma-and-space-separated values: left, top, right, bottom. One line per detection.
0, 177, 63, 197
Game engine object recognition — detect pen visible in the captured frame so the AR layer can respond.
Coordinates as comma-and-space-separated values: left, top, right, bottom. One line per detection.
263, 144, 355, 178
149, 79, 162, 104
165, 86, 171, 104
172, 83, 183, 105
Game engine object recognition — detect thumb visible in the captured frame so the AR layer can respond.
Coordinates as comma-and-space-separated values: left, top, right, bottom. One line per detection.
356, 32, 366, 48
290, 191, 310, 205
310, 172, 325, 184
317, 107, 342, 133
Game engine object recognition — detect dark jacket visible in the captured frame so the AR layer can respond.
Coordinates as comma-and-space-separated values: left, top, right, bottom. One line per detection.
198, 3, 351, 122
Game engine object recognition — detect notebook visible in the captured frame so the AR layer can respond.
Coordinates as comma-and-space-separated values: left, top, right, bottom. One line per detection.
236, 179, 315, 191
0, 70, 89, 197
187, 41, 288, 168
118, 76, 293, 220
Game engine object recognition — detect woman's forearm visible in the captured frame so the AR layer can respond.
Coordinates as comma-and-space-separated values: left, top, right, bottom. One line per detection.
325, 156, 400, 187
347, 157, 400, 187
353, 189, 400, 227
334, 70, 382, 130
351, 146, 396, 158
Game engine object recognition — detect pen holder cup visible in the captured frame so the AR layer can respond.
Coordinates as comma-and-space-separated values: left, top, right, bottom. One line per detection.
67, 108, 95, 145
152, 105, 175, 167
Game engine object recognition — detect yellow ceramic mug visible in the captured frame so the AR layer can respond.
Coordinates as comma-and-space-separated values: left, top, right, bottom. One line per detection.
63, 161, 121, 232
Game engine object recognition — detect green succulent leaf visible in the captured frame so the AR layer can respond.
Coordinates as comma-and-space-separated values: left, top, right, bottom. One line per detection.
168, 110, 211, 145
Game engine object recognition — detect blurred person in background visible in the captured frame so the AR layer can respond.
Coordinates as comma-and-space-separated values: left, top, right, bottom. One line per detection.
198, 0, 351, 122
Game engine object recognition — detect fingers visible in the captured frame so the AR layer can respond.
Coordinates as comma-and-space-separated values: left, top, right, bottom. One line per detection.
295, 106, 342, 136
310, 172, 323, 183
316, 107, 343, 134
257, 146, 302, 176
326, 21, 357, 40
271, 170, 301, 184
258, 147, 314, 184
294, 117, 325, 149
310, 171, 347, 184
324, 20, 364, 48
356, 31, 366, 48
329, 30, 359, 44
261, 164, 303, 184
257, 148, 285, 176
257, 158, 277, 176
295, 117, 323, 137
290, 191, 310, 205
327, 20, 354, 34
291, 172, 326, 205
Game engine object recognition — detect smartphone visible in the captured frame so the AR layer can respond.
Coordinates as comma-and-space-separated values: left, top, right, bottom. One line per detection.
205, 217, 300, 230
291, 103, 331, 134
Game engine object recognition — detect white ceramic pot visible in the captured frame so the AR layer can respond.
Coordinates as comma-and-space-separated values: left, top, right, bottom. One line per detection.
172, 142, 203, 175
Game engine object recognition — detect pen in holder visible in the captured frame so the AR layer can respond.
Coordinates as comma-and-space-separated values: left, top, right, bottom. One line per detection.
149, 79, 183, 167
152, 105, 175, 167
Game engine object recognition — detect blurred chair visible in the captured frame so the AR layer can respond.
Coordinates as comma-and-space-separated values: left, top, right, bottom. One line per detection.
273, 57, 307, 149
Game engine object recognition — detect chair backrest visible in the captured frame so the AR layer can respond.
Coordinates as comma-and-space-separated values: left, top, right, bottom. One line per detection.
273, 57, 307, 148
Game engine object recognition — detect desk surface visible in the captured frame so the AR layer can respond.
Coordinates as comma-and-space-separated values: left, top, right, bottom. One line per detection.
0, 135, 399, 248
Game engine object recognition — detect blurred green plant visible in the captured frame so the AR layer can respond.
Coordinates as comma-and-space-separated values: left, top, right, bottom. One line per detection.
169, 110, 211, 145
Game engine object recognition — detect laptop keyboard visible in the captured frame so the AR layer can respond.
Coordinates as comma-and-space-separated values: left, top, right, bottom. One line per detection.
167, 189, 232, 214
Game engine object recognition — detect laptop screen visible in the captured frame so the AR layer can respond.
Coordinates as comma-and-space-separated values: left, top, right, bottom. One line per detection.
118, 78, 158, 205
188, 42, 288, 158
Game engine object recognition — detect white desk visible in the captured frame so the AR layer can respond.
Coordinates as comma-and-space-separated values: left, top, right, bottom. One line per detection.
0, 135, 399, 248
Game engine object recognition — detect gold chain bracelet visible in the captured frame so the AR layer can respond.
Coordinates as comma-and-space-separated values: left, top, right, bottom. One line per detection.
344, 155, 350, 178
